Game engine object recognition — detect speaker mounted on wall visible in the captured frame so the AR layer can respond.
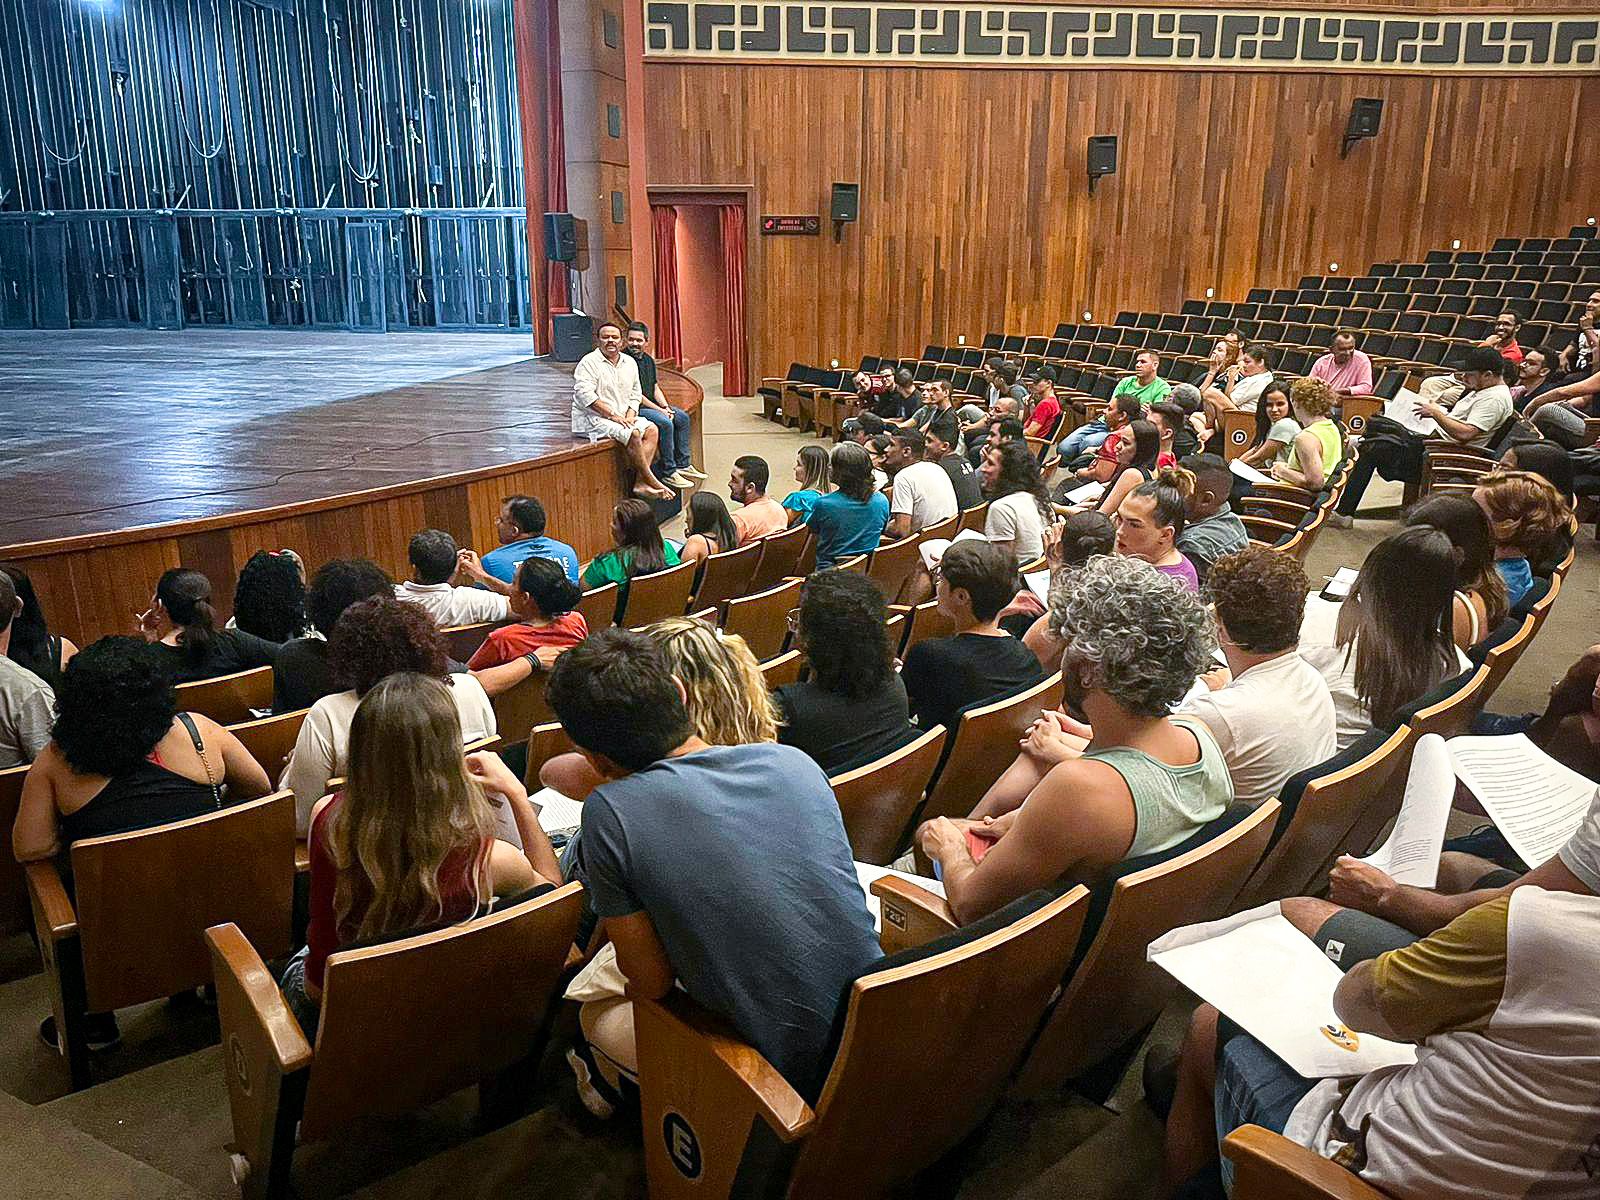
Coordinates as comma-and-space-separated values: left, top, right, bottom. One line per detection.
543, 211, 578, 262
1086, 136, 1117, 195
830, 182, 859, 241
1342, 98, 1383, 158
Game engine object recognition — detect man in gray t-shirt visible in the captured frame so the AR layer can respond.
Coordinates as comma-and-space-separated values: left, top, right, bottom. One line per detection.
549, 628, 881, 1098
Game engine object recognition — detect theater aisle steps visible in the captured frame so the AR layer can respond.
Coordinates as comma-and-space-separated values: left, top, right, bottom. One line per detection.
0, 1089, 203, 1200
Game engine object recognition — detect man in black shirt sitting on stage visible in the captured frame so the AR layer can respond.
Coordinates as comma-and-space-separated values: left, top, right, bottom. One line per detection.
624, 322, 703, 488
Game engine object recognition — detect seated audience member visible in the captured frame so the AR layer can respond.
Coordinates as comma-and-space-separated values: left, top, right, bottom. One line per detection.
1510, 345, 1562, 413
877, 368, 922, 424
901, 540, 1045, 735
14, 635, 273, 1051
282, 598, 496, 833
1178, 548, 1336, 809
1334, 347, 1511, 525
581, 499, 681, 608
884, 427, 959, 538
849, 366, 894, 415
231, 550, 310, 643
964, 391, 1023, 467
1484, 308, 1525, 364
541, 616, 778, 800
0, 563, 77, 691
1150, 400, 1198, 462
466, 558, 587, 670
1162, 888, 1600, 1200
1404, 493, 1509, 648
1115, 468, 1201, 592
774, 570, 918, 776
624, 320, 700, 487
909, 379, 962, 450
552, 628, 882, 1100
1236, 381, 1300, 473
1473, 469, 1570, 606
139, 568, 280, 684
781, 445, 833, 525
572, 322, 675, 501
1191, 336, 1244, 406
1201, 343, 1274, 422
1022, 367, 1063, 440
395, 529, 510, 627
1297, 528, 1469, 756
805, 443, 890, 569
865, 434, 895, 491
1499, 444, 1577, 573
981, 440, 1056, 563
1071, 394, 1142, 483
728, 455, 789, 544
994, 416, 1028, 452
1309, 330, 1374, 396
926, 422, 984, 510
1059, 351, 1171, 460
1175, 455, 1249, 583
1528, 365, 1600, 446
920, 555, 1230, 923
280, 672, 562, 1036
1094, 419, 1163, 517
1011, 511, 1116, 666
0, 571, 55, 768
479, 494, 580, 585
984, 358, 1030, 408
1556, 288, 1600, 379
679, 492, 739, 567
276, 558, 394, 713
1270, 377, 1343, 492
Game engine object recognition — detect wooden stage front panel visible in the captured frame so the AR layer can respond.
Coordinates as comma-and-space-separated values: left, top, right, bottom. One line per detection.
1, 365, 703, 647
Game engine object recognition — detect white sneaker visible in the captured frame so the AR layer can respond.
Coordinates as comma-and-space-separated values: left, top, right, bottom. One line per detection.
680, 464, 708, 479
666, 471, 695, 488
566, 1048, 616, 1119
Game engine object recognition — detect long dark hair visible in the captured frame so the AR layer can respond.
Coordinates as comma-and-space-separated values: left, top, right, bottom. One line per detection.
985, 440, 1054, 526
53, 637, 177, 777
156, 569, 217, 665
612, 499, 669, 577
688, 492, 739, 554
0, 562, 61, 688
1403, 494, 1508, 630
830, 442, 876, 502
796, 570, 895, 700
1336, 527, 1460, 727
1125, 419, 1161, 472
1254, 380, 1292, 448
231, 550, 307, 642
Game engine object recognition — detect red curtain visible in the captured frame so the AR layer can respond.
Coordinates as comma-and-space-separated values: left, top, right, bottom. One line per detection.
544, 0, 569, 313
718, 204, 748, 396
652, 205, 683, 363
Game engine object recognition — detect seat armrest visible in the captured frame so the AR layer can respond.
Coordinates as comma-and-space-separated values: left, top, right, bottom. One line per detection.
1221, 1125, 1388, 1199
25, 861, 77, 940
207, 923, 312, 1074
871, 876, 958, 953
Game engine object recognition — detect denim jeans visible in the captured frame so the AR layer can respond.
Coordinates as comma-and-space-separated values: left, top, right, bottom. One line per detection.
1214, 1019, 1315, 1194
1058, 418, 1110, 461
640, 405, 692, 471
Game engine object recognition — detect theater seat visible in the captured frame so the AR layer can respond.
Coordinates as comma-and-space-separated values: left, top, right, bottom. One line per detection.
829, 726, 946, 864
175, 666, 275, 725
633, 883, 1091, 1200
208, 881, 584, 1200
1222, 1126, 1392, 1199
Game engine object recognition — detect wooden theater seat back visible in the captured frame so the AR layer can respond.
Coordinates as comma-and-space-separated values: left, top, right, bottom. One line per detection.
175, 666, 275, 725
828, 726, 946, 865
633, 884, 1091, 1200
620, 560, 699, 628
919, 672, 1064, 826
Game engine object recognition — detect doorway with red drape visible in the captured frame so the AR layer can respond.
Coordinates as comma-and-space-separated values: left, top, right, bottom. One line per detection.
648, 192, 750, 396
651, 205, 683, 364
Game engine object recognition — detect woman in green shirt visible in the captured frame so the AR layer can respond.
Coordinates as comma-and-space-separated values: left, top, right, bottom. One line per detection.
580, 499, 680, 612
1271, 377, 1344, 492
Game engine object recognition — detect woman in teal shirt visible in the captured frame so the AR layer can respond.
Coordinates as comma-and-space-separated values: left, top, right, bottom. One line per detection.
805, 443, 889, 568
581, 499, 680, 614
781, 445, 832, 525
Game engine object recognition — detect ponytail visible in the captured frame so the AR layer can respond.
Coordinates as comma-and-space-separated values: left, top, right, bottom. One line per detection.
155, 568, 216, 663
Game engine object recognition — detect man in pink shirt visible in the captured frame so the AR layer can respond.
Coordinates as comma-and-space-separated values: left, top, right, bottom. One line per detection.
728, 456, 790, 545
1309, 331, 1374, 397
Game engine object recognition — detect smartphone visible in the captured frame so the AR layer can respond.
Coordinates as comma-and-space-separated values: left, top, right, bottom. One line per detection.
1320, 566, 1359, 602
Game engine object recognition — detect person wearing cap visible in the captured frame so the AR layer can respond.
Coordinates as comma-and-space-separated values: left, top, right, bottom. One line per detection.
1333, 346, 1512, 526
1023, 366, 1063, 441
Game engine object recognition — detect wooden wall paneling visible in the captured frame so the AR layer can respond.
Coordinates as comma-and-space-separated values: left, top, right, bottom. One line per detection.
645, 64, 1600, 381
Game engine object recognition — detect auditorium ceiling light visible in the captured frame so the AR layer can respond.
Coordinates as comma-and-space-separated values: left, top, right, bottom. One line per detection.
1589, 216, 1597, 226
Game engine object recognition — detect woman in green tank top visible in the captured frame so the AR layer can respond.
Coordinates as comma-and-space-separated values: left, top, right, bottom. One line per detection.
1271, 378, 1343, 492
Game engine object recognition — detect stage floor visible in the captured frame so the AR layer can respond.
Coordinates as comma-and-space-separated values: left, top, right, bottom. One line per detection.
1, 329, 583, 545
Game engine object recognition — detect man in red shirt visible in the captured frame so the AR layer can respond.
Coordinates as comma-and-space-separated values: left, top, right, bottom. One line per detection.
1486, 310, 1525, 365
1023, 367, 1063, 441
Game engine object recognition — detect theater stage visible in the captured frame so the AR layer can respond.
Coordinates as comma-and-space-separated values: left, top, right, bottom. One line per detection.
0, 329, 703, 645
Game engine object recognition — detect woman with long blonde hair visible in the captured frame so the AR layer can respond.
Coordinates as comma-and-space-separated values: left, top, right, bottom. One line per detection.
540, 617, 777, 797
281, 672, 561, 1033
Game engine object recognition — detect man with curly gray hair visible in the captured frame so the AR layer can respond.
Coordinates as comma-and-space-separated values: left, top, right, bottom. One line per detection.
917, 554, 1233, 924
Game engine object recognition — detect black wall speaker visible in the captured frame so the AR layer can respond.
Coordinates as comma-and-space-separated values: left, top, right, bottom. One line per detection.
830, 182, 860, 223
1342, 98, 1383, 157
1087, 136, 1118, 178
551, 312, 593, 362
543, 211, 577, 262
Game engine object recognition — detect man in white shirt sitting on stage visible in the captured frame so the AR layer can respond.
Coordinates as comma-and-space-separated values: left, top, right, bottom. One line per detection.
572, 321, 676, 501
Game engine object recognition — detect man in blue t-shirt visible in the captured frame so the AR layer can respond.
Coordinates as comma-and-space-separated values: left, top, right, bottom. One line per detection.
476, 494, 579, 584
551, 628, 881, 1107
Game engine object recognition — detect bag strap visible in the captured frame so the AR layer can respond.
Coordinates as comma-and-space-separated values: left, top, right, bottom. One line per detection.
175, 712, 224, 808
